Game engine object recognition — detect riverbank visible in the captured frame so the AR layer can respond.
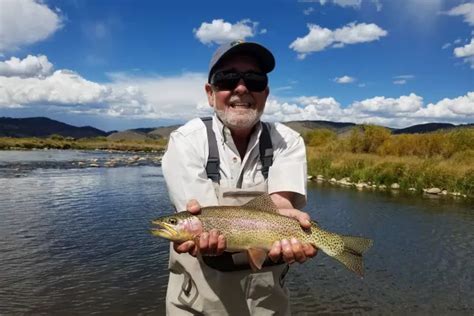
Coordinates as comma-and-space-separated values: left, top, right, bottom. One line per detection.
305, 126, 474, 199
0, 136, 167, 152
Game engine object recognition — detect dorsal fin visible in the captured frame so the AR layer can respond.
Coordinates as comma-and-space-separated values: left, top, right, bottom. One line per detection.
242, 193, 278, 212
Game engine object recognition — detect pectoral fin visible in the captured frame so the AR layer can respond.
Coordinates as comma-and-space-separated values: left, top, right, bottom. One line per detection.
247, 248, 268, 271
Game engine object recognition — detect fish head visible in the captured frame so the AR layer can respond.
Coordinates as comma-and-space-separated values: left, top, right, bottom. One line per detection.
151, 211, 202, 242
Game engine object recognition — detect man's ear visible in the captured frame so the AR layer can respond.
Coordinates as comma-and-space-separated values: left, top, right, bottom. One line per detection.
205, 83, 215, 107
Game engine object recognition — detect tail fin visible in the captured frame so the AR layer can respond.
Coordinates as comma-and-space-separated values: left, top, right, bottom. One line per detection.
333, 235, 373, 277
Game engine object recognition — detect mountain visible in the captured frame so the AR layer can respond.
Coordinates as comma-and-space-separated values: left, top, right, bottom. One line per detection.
282, 120, 356, 135
392, 123, 456, 134
0, 117, 107, 138
1, 116, 472, 139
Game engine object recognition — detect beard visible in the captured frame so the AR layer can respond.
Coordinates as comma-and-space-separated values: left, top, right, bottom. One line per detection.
214, 95, 263, 130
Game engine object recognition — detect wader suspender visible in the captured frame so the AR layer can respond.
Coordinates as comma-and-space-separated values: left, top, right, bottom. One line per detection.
201, 117, 273, 183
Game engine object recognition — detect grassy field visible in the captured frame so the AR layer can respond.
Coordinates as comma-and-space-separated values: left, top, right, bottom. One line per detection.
0, 135, 167, 152
305, 126, 474, 198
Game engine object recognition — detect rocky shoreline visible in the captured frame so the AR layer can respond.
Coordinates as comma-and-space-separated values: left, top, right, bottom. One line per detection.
308, 175, 469, 198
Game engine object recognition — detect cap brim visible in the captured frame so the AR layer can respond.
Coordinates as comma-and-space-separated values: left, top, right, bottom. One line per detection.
209, 42, 275, 82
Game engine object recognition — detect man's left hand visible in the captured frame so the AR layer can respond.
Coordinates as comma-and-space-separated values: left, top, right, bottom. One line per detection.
268, 208, 318, 264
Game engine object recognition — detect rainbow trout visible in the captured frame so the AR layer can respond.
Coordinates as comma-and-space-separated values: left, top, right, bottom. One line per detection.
151, 194, 373, 276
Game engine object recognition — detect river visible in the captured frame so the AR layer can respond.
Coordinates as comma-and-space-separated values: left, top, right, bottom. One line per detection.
0, 150, 472, 315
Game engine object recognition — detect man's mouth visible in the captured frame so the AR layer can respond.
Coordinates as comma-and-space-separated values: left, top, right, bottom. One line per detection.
230, 102, 252, 108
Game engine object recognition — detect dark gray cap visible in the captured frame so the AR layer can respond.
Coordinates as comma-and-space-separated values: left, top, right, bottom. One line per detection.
208, 40, 275, 82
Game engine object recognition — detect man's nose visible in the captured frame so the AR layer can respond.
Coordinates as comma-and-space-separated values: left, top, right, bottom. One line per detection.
233, 78, 249, 94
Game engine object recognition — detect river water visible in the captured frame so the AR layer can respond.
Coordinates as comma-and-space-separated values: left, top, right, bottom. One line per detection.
0, 150, 473, 315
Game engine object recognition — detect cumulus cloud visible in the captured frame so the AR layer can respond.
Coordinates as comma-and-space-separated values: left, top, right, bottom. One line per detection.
334, 75, 355, 83
454, 38, 474, 68
0, 0, 62, 53
263, 92, 473, 127
0, 56, 212, 119
193, 19, 258, 45
289, 22, 387, 59
0, 55, 53, 78
1, 55, 472, 128
445, 3, 474, 26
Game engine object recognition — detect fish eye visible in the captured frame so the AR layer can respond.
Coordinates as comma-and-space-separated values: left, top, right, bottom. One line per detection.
168, 218, 177, 225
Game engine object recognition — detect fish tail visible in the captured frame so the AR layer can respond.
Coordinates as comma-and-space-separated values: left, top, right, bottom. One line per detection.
333, 235, 373, 277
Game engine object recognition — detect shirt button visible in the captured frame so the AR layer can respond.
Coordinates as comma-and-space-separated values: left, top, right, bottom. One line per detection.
232, 157, 238, 163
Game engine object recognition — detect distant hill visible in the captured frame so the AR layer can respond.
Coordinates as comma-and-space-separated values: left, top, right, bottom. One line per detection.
1, 116, 472, 139
282, 120, 356, 135
393, 123, 458, 134
0, 117, 107, 138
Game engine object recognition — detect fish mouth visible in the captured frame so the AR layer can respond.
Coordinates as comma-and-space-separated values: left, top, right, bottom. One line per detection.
150, 220, 177, 239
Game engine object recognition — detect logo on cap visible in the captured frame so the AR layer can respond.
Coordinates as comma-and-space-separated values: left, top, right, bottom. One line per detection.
230, 40, 245, 47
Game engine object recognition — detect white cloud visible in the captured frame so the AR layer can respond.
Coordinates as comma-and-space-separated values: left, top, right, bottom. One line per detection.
303, 7, 315, 15
193, 19, 258, 45
1, 55, 472, 127
290, 22, 387, 58
334, 75, 355, 83
454, 38, 474, 68
445, 3, 474, 26
0, 55, 53, 78
442, 43, 451, 49
393, 74, 414, 85
263, 92, 473, 127
393, 80, 406, 85
0, 0, 62, 53
299, 0, 381, 10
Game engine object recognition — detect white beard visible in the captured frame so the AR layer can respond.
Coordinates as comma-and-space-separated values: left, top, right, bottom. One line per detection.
215, 106, 262, 130
213, 94, 263, 130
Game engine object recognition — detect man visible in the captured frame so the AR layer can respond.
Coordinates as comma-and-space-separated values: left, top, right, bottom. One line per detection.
162, 40, 317, 315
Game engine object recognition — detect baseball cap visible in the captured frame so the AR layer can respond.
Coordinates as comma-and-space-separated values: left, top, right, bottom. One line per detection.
208, 40, 275, 83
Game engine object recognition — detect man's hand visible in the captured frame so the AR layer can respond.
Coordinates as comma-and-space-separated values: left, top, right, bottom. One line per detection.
268, 208, 318, 264
173, 199, 226, 257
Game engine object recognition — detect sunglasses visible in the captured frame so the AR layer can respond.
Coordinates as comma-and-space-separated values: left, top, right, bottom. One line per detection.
210, 71, 268, 92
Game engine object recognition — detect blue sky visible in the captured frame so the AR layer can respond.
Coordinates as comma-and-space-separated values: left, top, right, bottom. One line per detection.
0, 0, 473, 131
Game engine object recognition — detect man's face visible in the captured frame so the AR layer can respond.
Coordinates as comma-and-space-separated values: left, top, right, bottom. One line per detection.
205, 55, 269, 131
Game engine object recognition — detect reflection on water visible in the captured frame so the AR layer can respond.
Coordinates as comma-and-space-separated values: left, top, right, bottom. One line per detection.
0, 151, 473, 314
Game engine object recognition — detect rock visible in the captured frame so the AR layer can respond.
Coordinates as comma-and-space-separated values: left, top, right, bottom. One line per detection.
356, 183, 368, 190
89, 163, 99, 167
379, 185, 387, 190
316, 175, 324, 180
408, 187, 416, 191
307, 175, 314, 180
425, 188, 441, 194
329, 178, 337, 183
391, 183, 400, 190
441, 190, 448, 195
450, 192, 461, 196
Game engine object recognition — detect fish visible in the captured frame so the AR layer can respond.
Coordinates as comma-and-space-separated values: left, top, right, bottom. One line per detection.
151, 194, 373, 276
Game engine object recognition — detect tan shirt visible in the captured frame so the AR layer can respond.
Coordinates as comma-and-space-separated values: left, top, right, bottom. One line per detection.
162, 114, 307, 210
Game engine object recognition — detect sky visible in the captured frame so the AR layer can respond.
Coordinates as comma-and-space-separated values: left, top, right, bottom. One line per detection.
0, 0, 473, 131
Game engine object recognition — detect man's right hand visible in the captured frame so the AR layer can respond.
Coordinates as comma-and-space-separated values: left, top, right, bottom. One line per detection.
173, 199, 226, 257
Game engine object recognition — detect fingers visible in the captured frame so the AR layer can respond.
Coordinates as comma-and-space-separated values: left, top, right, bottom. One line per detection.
186, 199, 201, 214
278, 209, 311, 228
269, 238, 316, 264
174, 240, 196, 255
199, 229, 226, 256
268, 241, 281, 263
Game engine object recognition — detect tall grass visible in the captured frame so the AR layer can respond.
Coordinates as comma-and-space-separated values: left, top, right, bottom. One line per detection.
306, 126, 474, 197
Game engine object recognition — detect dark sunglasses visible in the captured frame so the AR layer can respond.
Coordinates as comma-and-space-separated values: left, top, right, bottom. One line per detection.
210, 71, 268, 92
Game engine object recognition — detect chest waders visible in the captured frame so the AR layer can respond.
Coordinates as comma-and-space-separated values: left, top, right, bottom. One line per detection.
166, 118, 291, 316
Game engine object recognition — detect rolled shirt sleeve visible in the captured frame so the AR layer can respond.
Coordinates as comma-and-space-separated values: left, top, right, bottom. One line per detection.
161, 122, 219, 211
267, 123, 307, 209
